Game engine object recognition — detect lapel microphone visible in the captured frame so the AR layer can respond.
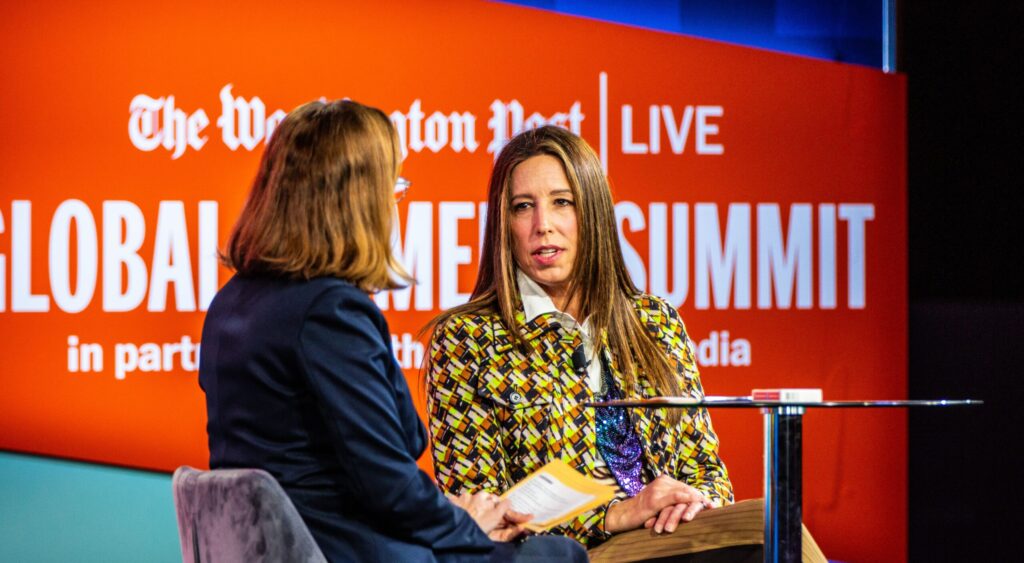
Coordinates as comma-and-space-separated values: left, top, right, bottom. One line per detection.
571, 346, 590, 376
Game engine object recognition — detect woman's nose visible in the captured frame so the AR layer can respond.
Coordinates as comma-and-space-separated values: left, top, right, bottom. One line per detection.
533, 206, 553, 233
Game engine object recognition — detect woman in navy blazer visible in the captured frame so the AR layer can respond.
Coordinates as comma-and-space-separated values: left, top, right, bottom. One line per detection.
200, 100, 584, 562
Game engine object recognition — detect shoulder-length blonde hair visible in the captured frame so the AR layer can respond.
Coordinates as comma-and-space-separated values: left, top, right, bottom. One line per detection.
223, 99, 411, 292
434, 125, 681, 399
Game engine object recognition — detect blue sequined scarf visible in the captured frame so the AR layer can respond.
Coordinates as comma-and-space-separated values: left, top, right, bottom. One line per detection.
592, 350, 646, 497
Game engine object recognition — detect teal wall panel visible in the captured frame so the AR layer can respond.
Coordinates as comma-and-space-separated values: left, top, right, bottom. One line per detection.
0, 452, 180, 563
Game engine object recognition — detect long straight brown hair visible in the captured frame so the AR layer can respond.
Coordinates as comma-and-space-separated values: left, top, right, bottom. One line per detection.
432, 126, 682, 401
224, 99, 411, 292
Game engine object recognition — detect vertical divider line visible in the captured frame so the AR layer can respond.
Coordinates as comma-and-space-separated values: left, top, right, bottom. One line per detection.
599, 71, 608, 174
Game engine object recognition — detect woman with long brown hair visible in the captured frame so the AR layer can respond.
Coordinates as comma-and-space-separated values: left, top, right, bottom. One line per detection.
427, 125, 733, 549
200, 101, 585, 562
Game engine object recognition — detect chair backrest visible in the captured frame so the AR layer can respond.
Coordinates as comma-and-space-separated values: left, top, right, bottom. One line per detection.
172, 466, 327, 563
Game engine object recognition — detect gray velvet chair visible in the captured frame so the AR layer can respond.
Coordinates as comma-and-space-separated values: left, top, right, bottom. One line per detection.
172, 466, 327, 563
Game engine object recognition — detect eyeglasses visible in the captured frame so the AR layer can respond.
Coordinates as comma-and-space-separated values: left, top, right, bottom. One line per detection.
394, 177, 412, 203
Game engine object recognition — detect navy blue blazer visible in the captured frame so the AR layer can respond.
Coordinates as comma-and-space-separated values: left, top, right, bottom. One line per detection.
200, 274, 494, 562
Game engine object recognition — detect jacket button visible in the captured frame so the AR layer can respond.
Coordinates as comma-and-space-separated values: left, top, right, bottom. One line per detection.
509, 392, 523, 404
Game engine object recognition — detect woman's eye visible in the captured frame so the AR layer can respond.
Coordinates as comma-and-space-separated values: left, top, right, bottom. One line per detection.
555, 198, 575, 207
512, 201, 532, 211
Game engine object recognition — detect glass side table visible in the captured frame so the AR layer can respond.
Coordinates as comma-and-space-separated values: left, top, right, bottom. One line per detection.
587, 398, 983, 563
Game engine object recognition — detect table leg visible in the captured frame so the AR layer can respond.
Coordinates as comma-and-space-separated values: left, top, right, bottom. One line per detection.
763, 406, 805, 563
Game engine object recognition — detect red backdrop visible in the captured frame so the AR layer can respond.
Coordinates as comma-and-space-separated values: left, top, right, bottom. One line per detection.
0, 1, 907, 560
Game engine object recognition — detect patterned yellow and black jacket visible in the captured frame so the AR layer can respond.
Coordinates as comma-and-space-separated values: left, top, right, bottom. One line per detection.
427, 293, 733, 547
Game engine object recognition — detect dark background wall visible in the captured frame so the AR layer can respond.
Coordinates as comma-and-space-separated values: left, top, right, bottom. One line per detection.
903, 1, 1023, 561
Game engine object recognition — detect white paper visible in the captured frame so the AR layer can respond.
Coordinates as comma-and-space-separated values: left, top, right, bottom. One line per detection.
504, 471, 596, 524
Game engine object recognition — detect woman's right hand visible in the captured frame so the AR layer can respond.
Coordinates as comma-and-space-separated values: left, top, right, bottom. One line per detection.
605, 474, 712, 534
450, 492, 533, 541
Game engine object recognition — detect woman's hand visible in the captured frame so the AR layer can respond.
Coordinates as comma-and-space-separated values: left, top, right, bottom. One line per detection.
605, 475, 713, 534
450, 492, 533, 541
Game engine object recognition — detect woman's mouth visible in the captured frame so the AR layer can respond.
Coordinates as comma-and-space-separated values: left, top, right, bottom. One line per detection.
532, 246, 563, 265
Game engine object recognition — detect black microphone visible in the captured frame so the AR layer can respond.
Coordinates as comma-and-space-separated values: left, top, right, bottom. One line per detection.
571, 346, 590, 376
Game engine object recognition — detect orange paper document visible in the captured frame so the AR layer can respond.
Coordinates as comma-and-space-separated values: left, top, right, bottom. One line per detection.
501, 459, 617, 532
